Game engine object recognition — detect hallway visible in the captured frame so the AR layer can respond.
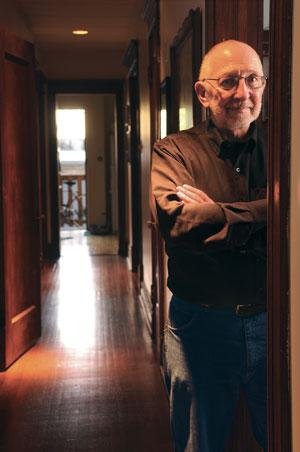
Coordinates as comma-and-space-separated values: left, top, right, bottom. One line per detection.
0, 237, 172, 452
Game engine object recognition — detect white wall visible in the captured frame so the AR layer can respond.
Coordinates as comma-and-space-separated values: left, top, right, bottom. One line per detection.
290, 0, 300, 449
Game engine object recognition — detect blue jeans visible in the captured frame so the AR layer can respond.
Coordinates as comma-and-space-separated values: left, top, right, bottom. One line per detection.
164, 296, 267, 452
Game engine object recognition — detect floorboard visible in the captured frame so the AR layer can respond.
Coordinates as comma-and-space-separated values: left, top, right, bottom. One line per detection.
0, 238, 172, 452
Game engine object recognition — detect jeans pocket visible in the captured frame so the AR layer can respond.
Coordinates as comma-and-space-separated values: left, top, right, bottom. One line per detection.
168, 296, 201, 333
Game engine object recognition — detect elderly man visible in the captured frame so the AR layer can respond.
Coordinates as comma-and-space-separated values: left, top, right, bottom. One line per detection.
151, 40, 267, 452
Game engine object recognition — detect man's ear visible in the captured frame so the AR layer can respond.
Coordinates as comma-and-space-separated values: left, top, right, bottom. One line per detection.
194, 80, 210, 108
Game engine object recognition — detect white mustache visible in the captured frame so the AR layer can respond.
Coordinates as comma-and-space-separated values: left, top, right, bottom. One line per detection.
228, 102, 253, 110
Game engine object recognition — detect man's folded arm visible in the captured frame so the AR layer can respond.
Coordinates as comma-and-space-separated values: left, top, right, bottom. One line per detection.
151, 142, 267, 249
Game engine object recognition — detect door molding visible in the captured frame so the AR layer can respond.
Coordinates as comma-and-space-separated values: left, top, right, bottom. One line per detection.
123, 40, 143, 277
47, 79, 126, 258
267, 0, 293, 450
170, 8, 202, 131
143, 0, 162, 344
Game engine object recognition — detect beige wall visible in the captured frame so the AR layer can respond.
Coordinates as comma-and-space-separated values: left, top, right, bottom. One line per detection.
56, 94, 116, 231
160, 0, 203, 81
0, 0, 33, 42
290, 0, 300, 449
138, 31, 152, 294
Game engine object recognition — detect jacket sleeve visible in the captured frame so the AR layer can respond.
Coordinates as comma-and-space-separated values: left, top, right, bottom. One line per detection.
151, 139, 266, 250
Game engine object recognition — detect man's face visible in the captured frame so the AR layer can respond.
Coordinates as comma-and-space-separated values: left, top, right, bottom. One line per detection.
195, 43, 266, 138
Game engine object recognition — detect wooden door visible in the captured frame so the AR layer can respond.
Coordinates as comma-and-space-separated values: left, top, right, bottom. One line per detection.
124, 40, 143, 278
267, 0, 292, 449
204, 1, 264, 450
0, 29, 41, 370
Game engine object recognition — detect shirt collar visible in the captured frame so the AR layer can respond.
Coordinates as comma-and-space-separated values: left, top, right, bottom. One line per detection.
206, 119, 257, 158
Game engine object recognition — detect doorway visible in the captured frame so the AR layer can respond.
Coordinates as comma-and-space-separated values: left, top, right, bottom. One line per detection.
46, 80, 126, 260
55, 94, 119, 256
56, 107, 87, 230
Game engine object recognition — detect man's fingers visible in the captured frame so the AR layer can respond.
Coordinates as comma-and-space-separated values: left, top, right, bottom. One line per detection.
177, 187, 201, 202
176, 191, 194, 203
176, 184, 214, 204
182, 184, 213, 202
181, 184, 201, 194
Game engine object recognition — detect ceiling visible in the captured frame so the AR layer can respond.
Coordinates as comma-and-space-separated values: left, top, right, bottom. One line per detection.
17, 0, 146, 79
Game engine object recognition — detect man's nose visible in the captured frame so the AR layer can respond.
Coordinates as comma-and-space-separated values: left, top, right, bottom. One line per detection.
233, 78, 250, 100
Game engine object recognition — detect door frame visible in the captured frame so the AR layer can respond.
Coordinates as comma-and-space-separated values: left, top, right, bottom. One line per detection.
267, 0, 293, 450
47, 79, 126, 259
143, 0, 294, 449
170, 8, 202, 132
143, 0, 162, 344
123, 40, 143, 278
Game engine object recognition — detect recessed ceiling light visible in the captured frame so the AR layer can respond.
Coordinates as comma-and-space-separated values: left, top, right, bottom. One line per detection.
72, 30, 89, 36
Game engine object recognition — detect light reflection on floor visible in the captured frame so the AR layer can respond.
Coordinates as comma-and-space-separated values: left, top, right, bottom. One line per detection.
57, 229, 117, 351
57, 251, 96, 351
60, 229, 118, 256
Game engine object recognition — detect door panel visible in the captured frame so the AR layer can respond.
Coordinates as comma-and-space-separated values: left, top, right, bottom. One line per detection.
204, 2, 264, 450
123, 40, 143, 277
0, 30, 41, 369
147, 19, 161, 345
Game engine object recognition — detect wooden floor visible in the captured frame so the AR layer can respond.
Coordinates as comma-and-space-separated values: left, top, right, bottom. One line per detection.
60, 230, 119, 256
0, 236, 173, 452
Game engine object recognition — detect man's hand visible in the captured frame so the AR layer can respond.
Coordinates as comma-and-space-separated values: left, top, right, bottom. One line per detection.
176, 184, 215, 204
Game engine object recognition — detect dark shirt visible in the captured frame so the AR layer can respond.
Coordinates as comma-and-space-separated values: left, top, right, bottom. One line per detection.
151, 120, 267, 306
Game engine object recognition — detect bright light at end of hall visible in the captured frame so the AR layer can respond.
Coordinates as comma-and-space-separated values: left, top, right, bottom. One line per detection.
72, 29, 89, 36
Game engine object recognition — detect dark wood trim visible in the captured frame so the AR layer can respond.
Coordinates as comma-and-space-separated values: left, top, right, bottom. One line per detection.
4, 52, 28, 67
205, 0, 263, 54
47, 79, 127, 258
36, 71, 48, 264
0, 27, 6, 368
48, 79, 124, 94
267, 0, 293, 450
123, 40, 143, 275
143, 0, 161, 344
115, 87, 127, 257
47, 88, 60, 260
142, 0, 159, 36
204, 0, 216, 53
147, 16, 161, 344
237, 0, 263, 55
192, 8, 202, 125
170, 8, 202, 132
123, 39, 138, 75
156, 233, 166, 362
103, 97, 113, 234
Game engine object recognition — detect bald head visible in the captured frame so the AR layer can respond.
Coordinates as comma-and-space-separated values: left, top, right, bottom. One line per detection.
194, 39, 266, 138
199, 40, 263, 80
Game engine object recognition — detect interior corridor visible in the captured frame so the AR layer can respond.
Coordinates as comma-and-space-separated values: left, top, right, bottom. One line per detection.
0, 236, 172, 452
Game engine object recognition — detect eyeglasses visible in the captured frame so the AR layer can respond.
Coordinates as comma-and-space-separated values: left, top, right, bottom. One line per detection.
201, 74, 267, 91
